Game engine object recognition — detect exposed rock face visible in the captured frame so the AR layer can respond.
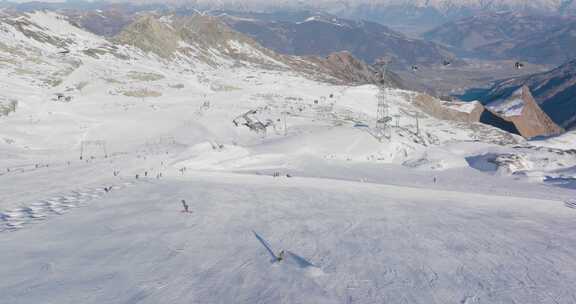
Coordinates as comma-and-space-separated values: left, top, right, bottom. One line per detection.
114, 14, 403, 87
411, 94, 484, 123
114, 14, 274, 62
66, 9, 133, 37
485, 60, 576, 129
486, 86, 564, 138
306, 51, 402, 87
114, 15, 181, 59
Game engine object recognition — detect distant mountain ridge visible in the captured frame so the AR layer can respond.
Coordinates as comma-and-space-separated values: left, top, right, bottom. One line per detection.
315, 0, 576, 29
6, 0, 576, 31
424, 11, 576, 64
220, 12, 454, 70
112, 14, 401, 86
60, 7, 455, 70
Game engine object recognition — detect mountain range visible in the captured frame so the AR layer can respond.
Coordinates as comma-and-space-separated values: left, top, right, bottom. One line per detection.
220, 12, 454, 69
5, 0, 576, 29
424, 11, 576, 64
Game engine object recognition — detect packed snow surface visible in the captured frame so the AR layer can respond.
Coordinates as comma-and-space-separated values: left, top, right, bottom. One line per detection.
1, 169, 576, 304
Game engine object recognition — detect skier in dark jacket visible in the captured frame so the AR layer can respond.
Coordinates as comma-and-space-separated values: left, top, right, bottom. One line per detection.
181, 200, 189, 213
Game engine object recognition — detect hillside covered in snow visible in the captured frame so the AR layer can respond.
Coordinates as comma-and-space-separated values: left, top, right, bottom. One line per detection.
1, 10, 576, 304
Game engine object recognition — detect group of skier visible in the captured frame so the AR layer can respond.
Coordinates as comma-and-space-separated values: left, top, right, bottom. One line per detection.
134, 171, 163, 180
272, 172, 292, 178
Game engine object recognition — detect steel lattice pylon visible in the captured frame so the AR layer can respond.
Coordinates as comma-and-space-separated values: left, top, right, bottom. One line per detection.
375, 87, 392, 141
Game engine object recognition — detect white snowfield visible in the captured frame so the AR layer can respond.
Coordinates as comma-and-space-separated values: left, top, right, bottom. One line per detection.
1, 12, 576, 304
486, 87, 525, 117
1, 170, 576, 304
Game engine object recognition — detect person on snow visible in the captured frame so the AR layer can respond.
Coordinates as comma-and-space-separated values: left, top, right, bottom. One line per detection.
181, 200, 190, 213
277, 250, 285, 262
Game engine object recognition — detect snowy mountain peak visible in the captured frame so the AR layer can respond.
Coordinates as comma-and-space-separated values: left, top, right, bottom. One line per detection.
1, 11, 108, 52
113, 14, 289, 68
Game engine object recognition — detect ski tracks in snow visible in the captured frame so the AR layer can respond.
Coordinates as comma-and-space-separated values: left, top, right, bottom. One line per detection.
0, 181, 137, 232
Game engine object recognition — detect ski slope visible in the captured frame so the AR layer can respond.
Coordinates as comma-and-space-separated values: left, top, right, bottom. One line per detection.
1, 170, 576, 304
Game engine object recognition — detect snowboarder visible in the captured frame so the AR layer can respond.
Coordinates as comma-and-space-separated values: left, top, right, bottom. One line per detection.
276, 250, 285, 262
181, 200, 190, 213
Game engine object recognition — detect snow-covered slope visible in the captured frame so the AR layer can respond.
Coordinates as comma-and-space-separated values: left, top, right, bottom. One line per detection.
1, 10, 576, 304
1, 171, 576, 304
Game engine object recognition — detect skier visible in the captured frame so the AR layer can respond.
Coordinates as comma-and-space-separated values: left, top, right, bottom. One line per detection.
145, 171, 148, 177
135, 174, 139, 179
181, 200, 190, 213
433, 176, 437, 184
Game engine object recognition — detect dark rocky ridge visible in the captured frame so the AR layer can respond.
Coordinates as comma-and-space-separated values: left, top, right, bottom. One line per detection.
484, 60, 576, 130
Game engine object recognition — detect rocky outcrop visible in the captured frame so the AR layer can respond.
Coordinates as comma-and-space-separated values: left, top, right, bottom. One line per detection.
486, 86, 564, 138
485, 60, 576, 130
114, 14, 403, 87
114, 15, 181, 59
411, 94, 484, 123
306, 51, 402, 87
